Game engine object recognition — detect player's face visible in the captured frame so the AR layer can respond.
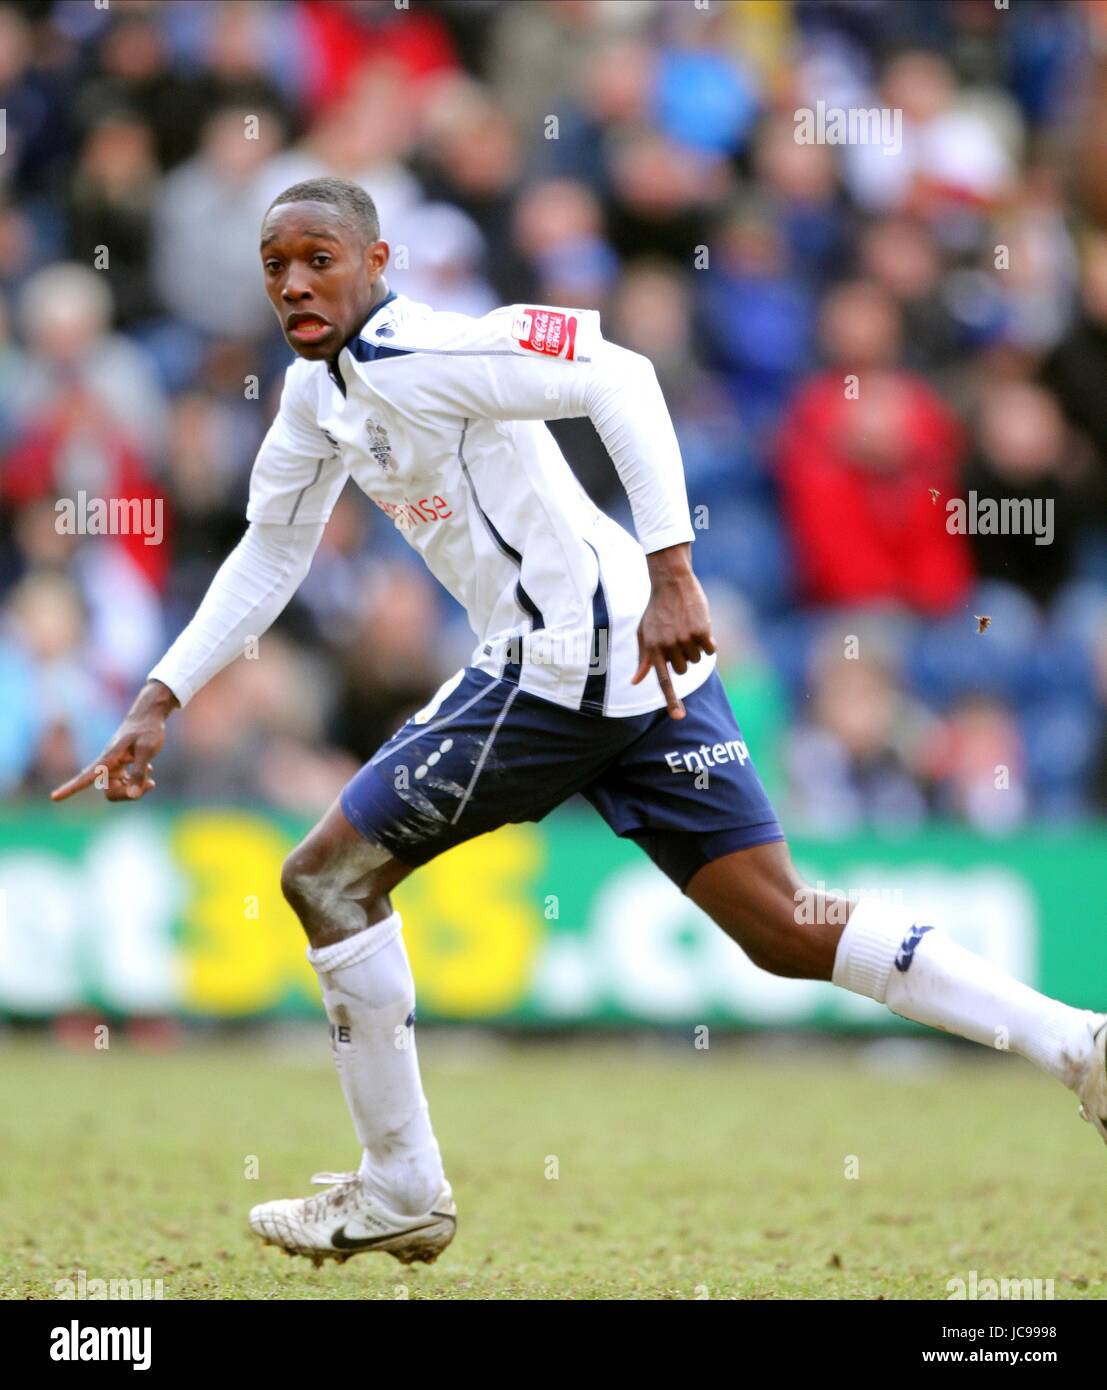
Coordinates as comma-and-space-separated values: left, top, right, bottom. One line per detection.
260, 201, 388, 361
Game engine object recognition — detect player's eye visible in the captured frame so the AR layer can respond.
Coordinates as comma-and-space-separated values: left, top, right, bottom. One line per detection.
312, 254, 332, 268
264, 259, 282, 273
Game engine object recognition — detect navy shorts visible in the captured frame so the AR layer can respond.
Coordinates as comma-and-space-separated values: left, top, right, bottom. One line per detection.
339, 667, 784, 892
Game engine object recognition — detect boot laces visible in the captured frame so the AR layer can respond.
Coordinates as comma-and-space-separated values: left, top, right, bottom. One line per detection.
302, 1171, 361, 1222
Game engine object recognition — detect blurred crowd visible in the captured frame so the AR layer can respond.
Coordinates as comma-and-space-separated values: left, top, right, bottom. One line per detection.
4, 0, 1107, 834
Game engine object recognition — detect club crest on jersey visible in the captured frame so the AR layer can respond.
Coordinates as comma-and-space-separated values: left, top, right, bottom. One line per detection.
365, 416, 395, 471
512, 307, 578, 361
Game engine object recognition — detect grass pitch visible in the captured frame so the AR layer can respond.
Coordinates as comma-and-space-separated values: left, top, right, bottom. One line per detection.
2, 1032, 1104, 1300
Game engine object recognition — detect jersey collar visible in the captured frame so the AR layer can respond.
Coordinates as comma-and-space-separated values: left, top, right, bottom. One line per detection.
344, 289, 398, 354
328, 290, 398, 395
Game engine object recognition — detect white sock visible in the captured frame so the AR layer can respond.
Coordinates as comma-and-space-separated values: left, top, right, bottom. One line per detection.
306, 911, 445, 1215
832, 897, 1096, 1089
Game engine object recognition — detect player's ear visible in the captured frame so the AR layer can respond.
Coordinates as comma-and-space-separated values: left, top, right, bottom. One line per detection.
367, 239, 390, 278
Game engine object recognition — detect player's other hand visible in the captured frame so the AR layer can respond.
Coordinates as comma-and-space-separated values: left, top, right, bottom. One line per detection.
632, 544, 716, 719
50, 679, 179, 804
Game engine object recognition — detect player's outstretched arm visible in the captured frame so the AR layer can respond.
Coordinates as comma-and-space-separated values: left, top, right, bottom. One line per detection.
50, 519, 325, 803
51, 678, 178, 803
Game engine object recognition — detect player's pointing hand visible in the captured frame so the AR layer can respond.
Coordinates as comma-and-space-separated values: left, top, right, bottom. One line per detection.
50, 679, 179, 804
632, 543, 716, 720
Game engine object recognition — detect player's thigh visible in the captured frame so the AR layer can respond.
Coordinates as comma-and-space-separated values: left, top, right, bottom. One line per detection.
340, 666, 630, 871
583, 667, 785, 892
686, 839, 843, 981
685, 837, 803, 938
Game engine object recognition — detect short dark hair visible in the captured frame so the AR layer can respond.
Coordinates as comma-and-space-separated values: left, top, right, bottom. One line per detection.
265, 177, 380, 244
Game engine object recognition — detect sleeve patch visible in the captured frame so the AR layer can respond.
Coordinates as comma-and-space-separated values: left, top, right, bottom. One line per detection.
511, 307, 578, 361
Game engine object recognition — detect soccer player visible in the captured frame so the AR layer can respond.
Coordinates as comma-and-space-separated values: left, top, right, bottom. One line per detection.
52, 177, 1107, 1267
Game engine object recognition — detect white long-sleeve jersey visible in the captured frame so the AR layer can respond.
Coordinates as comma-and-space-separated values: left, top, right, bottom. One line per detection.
149, 292, 715, 717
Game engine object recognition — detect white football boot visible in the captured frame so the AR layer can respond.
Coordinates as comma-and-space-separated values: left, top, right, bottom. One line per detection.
1076, 1015, 1107, 1145
249, 1171, 457, 1268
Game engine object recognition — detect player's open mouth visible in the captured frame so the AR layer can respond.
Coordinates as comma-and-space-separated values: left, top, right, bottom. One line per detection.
287, 316, 333, 344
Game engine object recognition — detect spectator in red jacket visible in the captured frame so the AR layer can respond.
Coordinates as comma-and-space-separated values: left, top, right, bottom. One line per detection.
2, 386, 169, 591
777, 280, 973, 615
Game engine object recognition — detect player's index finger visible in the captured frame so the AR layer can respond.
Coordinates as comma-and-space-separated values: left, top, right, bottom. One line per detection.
50, 763, 100, 801
653, 654, 685, 719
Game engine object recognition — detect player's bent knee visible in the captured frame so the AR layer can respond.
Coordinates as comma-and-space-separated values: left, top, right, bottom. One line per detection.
279, 842, 351, 924
280, 838, 398, 939
279, 845, 323, 923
